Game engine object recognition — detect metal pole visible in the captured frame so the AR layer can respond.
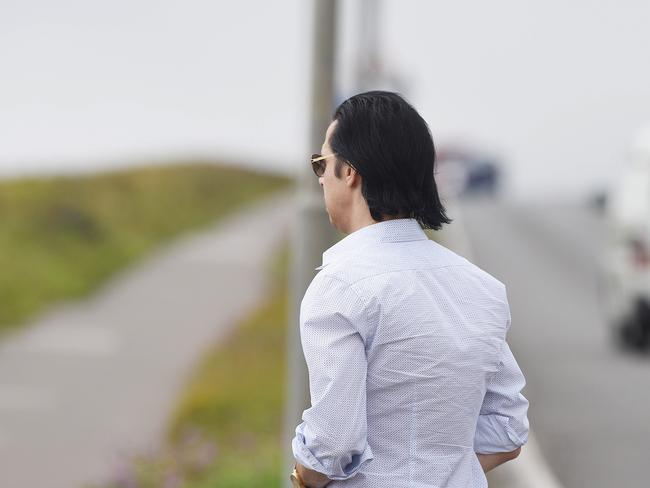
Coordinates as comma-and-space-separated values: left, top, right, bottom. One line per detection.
356, 0, 380, 92
283, 0, 339, 484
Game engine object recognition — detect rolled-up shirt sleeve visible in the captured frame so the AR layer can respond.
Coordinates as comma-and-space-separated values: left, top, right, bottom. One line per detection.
474, 334, 530, 454
291, 274, 374, 480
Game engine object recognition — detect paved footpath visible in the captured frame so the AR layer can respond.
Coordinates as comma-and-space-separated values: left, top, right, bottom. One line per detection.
0, 190, 293, 488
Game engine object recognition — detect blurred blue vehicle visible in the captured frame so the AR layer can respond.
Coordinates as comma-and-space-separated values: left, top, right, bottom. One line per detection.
436, 145, 502, 198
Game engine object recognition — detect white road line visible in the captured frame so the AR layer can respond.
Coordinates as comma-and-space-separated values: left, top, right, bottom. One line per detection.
508, 434, 564, 488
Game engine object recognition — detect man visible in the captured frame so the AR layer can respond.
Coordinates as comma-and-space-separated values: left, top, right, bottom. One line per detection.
290, 91, 529, 487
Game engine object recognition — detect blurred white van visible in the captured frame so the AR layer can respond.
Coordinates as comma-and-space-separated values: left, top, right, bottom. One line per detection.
599, 125, 650, 349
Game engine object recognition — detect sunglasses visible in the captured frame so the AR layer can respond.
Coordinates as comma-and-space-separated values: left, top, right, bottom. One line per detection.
310, 153, 358, 177
310, 153, 335, 177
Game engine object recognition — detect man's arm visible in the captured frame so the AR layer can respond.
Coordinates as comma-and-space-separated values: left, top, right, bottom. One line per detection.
291, 275, 374, 482
476, 446, 521, 473
473, 329, 529, 464
296, 462, 331, 488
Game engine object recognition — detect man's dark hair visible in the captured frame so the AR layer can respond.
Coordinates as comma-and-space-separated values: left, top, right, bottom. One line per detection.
330, 90, 452, 230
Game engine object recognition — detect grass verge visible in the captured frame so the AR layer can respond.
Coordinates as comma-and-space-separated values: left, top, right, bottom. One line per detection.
0, 162, 290, 336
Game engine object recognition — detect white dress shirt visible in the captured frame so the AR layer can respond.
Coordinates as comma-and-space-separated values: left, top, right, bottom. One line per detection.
291, 217, 529, 487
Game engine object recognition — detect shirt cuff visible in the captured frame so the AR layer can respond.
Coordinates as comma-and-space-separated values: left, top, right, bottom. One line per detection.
474, 413, 528, 454
291, 421, 374, 480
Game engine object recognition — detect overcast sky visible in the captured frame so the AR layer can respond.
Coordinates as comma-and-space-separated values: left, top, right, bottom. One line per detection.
2, 0, 649, 201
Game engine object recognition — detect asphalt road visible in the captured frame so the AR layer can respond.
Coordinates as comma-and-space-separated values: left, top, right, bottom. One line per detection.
459, 197, 650, 488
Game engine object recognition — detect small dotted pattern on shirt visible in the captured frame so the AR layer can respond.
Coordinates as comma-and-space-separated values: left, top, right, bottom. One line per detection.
291, 218, 529, 487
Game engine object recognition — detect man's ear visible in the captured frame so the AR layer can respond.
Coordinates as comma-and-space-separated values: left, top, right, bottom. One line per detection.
345, 166, 360, 187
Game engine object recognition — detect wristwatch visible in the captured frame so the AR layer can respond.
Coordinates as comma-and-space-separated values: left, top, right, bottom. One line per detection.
290, 463, 307, 488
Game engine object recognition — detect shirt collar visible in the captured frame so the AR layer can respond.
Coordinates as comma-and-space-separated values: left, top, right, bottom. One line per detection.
315, 218, 429, 271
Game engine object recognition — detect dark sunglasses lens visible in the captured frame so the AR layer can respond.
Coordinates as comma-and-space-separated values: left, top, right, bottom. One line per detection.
310, 154, 324, 176
311, 161, 323, 176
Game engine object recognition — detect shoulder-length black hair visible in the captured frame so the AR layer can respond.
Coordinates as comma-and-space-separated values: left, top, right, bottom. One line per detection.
329, 90, 452, 230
